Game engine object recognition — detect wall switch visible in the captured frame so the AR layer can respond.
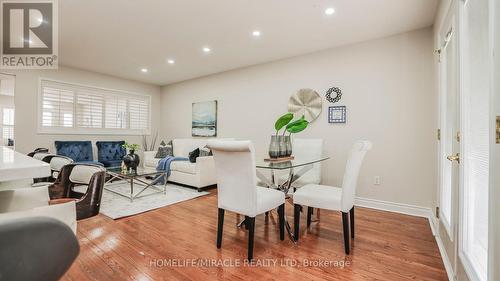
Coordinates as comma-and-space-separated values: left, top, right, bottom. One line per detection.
374, 176, 381, 185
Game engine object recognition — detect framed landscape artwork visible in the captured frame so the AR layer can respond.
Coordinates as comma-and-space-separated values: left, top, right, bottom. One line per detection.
192, 100, 217, 137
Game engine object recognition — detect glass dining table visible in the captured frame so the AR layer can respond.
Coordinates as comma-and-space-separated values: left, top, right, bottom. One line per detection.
251, 156, 330, 242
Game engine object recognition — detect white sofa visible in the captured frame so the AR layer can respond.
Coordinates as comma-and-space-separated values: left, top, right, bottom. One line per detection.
144, 138, 233, 191
0, 186, 77, 233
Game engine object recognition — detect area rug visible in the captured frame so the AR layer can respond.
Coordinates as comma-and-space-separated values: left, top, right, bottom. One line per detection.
77, 182, 209, 219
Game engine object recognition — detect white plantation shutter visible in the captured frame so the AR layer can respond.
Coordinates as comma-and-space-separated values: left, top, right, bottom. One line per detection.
2, 108, 14, 126
1, 108, 14, 145
76, 90, 103, 128
129, 97, 149, 130
39, 79, 150, 134
105, 95, 127, 129
41, 81, 75, 128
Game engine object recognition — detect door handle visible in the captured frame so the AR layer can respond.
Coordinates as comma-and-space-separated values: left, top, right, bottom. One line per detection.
447, 153, 460, 164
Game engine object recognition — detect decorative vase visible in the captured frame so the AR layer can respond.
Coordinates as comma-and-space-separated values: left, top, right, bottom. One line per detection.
268, 135, 280, 158
284, 136, 292, 157
278, 135, 287, 157
123, 149, 140, 171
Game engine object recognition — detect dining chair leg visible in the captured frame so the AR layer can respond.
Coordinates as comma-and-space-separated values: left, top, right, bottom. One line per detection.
244, 216, 249, 230
342, 212, 350, 255
247, 217, 256, 261
307, 207, 313, 227
350, 207, 355, 239
294, 204, 301, 242
278, 204, 285, 240
217, 208, 225, 248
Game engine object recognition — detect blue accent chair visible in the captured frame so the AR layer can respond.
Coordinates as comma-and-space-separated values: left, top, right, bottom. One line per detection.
54, 141, 102, 165
96, 141, 126, 168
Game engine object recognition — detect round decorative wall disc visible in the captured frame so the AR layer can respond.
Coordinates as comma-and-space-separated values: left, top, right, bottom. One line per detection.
288, 88, 322, 123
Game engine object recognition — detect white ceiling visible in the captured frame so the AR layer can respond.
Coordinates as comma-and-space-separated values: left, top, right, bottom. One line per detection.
59, 0, 438, 85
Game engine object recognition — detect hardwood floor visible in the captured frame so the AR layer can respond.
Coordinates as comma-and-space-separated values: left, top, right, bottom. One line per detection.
62, 190, 447, 281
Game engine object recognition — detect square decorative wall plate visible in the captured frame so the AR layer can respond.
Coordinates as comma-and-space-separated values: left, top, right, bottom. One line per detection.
328, 106, 346, 123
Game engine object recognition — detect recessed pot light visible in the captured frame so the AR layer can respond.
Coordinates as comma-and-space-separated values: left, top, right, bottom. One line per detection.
252, 30, 261, 37
141, 68, 148, 73
167, 59, 175, 64
325, 8, 335, 15
202, 47, 211, 53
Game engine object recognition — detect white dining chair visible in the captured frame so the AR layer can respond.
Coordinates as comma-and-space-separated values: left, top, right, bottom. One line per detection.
293, 140, 372, 254
260, 138, 323, 189
290, 138, 324, 190
208, 140, 285, 261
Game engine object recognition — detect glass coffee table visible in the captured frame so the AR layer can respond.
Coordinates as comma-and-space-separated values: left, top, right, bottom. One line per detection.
104, 167, 167, 202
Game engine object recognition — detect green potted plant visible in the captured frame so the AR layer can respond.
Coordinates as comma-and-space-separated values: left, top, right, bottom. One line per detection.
270, 113, 309, 158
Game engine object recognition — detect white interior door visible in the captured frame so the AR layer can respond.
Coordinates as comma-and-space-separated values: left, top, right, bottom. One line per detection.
459, 0, 490, 280
438, 3, 460, 273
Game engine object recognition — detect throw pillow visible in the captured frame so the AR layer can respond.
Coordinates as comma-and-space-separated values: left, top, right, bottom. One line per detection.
199, 146, 212, 157
188, 148, 200, 163
155, 145, 173, 159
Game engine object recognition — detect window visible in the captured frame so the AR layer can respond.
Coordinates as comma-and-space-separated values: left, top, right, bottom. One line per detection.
105, 95, 127, 129
39, 79, 151, 135
41, 85, 74, 128
76, 90, 103, 128
459, 0, 489, 280
1, 107, 14, 145
129, 97, 149, 130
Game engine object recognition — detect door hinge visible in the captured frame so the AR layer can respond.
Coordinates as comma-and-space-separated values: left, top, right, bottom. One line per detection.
437, 129, 441, 141
496, 116, 500, 144
434, 49, 441, 63
456, 131, 460, 142
435, 207, 440, 219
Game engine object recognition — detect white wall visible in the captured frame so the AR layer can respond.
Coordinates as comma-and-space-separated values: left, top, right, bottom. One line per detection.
8, 66, 161, 156
160, 28, 437, 209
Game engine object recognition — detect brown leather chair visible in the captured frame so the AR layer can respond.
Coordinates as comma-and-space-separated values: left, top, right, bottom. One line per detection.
49, 163, 106, 220
27, 147, 49, 157
32, 154, 74, 184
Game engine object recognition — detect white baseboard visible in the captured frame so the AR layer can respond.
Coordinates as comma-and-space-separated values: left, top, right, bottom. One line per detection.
428, 215, 439, 237
354, 196, 454, 281
434, 231, 456, 281
354, 196, 434, 218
